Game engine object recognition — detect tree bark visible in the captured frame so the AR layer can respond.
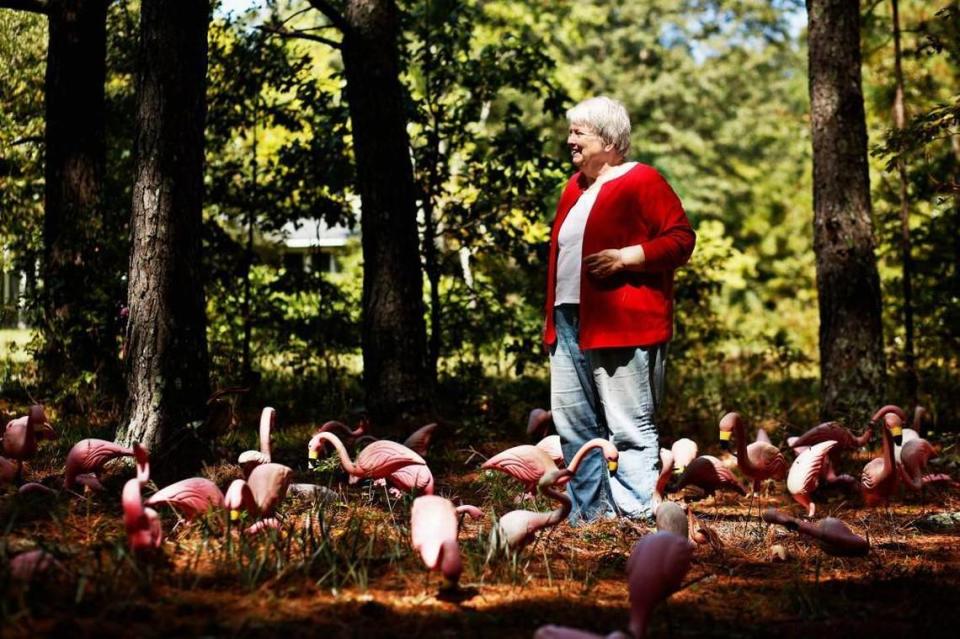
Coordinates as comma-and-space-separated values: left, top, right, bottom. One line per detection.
340, 0, 431, 431
890, 0, 917, 408
38, 0, 116, 400
807, 0, 886, 421
117, 0, 211, 480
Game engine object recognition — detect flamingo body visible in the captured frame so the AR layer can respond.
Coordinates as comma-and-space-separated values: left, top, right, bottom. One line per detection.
122, 477, 163, 552
763, 508, 869, 557
247, 462, 293, 516
411, 495, 469, 585
403, 423, 438, 457
677, 455, 746, 496
787, 440, 837, 517
625, 532, 696, 637
65, 439, 134, 489
146, 477, 224, 520
493, 469, 572, 552
719, 412, 787, 492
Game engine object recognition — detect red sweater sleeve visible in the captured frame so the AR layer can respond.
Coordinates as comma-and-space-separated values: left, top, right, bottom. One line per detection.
637, 169, 696, 272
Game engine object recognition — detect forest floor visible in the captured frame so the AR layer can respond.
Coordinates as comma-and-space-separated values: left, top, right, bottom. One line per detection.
2, 421, 960, 638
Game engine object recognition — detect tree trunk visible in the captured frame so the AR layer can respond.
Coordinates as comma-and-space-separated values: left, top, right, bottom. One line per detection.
40, 0, 116, 401
890, 0, 917, 408
117, 0, 211, 481
807, 0, 886, 421
340, 0, 431, 431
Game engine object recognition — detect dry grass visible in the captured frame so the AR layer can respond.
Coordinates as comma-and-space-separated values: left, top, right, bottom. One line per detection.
2, 426, 960, 638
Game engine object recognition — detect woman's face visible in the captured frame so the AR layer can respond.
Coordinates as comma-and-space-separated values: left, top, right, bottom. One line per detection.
567, 123, 609, 172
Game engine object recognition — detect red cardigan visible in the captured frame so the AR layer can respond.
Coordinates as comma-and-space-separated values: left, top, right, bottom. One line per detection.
543, 163, 696, 350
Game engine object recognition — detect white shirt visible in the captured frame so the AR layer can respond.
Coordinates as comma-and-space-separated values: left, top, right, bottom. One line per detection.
555, 162, 638, 305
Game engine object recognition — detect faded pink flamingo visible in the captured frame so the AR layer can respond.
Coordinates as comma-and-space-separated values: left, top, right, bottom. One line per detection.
535, 531, 695, 639
64, 438, 136, 489
899, 438, 957, 491
247, 462, 293, 517
670, 438, 698, 474
527, 408, 555, 440
482, 438, 618, 495
718, 412, 787, 494
656, 500, 688, 538
787, 440, 838, 516
307, 417, 370, 458
9, 549, 62, 581
755, 427, 772, 445
122, 476, 163, 553
492, 468, 572, 553
410, 495, 484, 588
3, 405, 51, 479
763, 507, 869, 557
146, 477, 225, 520
310, 432, 425, 480
536, 435, 564, 466
859, 411, 902, 506
237, 407, 275, 477
790, 404, 906, 450
403, 422, 438, 457
225, 478, 259, 521
677, 455, 746, 497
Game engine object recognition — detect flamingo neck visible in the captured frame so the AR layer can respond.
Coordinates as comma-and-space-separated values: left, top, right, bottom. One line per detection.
540, 482, 572, 526
259, 409, 274, 457
879, 424, 895, 480
853, 426, 872, 447
732, 418, 757, 474
317, 432, 358, 475
566, 439, 607, 473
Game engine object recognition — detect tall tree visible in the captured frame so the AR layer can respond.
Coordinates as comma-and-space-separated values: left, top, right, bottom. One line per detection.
303, 0, 432, 430
807, 0, 886, 420
116, 0, 211, 479
0, 0, 118, 404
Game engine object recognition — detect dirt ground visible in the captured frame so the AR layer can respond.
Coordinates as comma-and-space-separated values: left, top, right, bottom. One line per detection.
3, 433, 960, 639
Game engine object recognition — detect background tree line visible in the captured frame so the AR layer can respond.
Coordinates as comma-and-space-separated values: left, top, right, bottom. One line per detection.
0, 0, 957, 475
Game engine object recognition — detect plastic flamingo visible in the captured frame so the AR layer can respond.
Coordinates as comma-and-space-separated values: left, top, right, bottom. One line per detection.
64, 438, 136, 489
655, 500, 688, 538
310, 432, 425, 480
307, 418, 370, 457
247, 462, 293, 517
670, 438, 698, 474
224, 478, 259, 520
899, 438, 957, 491
755, 427, 772, 445
859, 411, 903, 506
652, 448, 675, 513
482, 438, 618, 495
762, 508, 869, 557
122, 477, 163, 553
410, 495, 484, 588
536, 435, 565, 466
536, 531, 695, 639
677, 455, 746, 497
492, 468, 572, 553
146, 477, 225, 520
787, 440, 838, 517
9, 549, 62, 581
403, 422, 439, 457
2, 405, 51, 479
237, 407, 275, 477
386, 463, 435, 495
718, 412, 787, 494
527, 408, 555, 440
791, 404, 905, 450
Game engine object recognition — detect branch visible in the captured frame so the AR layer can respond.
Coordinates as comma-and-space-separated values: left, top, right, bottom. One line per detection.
306, 0, 347, 32
0, 0, 49, 14
11, 135, 43, 146
256, 24, 341, 49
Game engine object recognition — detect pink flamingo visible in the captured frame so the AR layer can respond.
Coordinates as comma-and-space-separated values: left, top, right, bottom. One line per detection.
122, 476, 163, 553
247, 462, 293, 517
787, 440, 838, 516
652, 448, 675, 512
410, 495, 484, 588
225, 478, 259, 521
3, 405, 50, 479
237, 407, 274, 477
790, 404, 905, 450
670, 438, 698, 474
9, 549, 62, 581
899, 438, 957, 491
482, 438, 618, 495
536, 435, 564, 466
860, 411, 903, 506
386, 463, 435, 495
527, 408, 555, 440
763, 507, 869, 557
755, 427, 772, 445
677, 455, 746, 497
64, 438, 137, 489
492, 468, 572, 554
718, 412, 788, 494
535, 531, 695, 639
311, 432, 425, 480
307, 418, 370, 459
146, 477, 225, 520
403, 422, 439, 457
655, 500, 688, 538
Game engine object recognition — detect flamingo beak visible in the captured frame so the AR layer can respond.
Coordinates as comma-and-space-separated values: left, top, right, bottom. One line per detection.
308, 449, 319, 460
230, 509, 240, 521
719, 430, 732, 450
891, 424, 903, 446
674, 465, 684, 475
607, 460, 618, 473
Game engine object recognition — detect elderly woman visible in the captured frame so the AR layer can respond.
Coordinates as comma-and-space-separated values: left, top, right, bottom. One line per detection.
544, 96, 695, 523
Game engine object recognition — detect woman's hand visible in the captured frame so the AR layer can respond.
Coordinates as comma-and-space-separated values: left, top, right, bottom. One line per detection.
584, 249, 625, 278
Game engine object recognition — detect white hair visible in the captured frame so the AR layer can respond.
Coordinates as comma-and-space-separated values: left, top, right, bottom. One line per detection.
566, 96, 631, 157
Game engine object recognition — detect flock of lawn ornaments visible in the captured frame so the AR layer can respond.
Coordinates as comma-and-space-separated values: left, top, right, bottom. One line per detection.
2, 401, 957, 637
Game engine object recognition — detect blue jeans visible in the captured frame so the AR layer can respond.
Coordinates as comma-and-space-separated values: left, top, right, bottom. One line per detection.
550, 304, 666, 523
